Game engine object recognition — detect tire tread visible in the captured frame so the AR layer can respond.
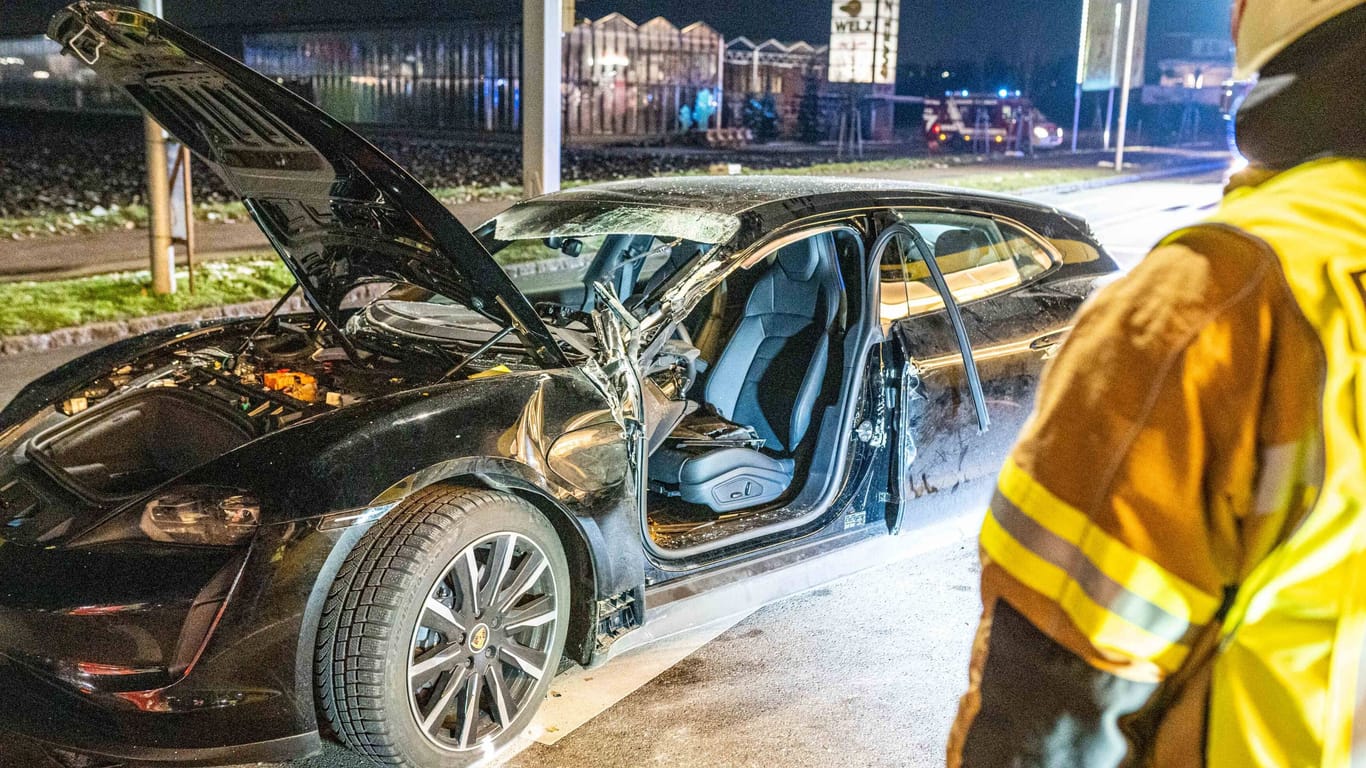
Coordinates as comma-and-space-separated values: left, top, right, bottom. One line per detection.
315, 485, 527, 765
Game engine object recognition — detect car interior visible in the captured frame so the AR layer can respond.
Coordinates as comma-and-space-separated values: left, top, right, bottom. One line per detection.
464, 222, 872, 553
640, 229, 866, 552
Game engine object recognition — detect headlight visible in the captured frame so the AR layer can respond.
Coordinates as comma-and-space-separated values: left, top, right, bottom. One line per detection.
1033, 126, 1050, 140
139, 486, 261, 546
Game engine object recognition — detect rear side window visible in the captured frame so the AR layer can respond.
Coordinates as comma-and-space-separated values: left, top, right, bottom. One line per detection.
892, 211, 1058, 315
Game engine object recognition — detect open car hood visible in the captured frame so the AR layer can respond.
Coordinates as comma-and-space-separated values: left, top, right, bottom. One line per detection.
48, 2, 565, 367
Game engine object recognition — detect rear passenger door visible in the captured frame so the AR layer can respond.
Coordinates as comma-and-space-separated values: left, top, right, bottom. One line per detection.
874, 222, 988, 533
893, 210, 1080, 483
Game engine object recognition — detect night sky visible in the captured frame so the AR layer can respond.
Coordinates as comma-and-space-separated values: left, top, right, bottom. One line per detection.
2, 0, 1230, 64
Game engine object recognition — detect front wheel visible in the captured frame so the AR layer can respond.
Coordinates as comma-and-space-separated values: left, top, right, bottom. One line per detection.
317, 486, 571, 767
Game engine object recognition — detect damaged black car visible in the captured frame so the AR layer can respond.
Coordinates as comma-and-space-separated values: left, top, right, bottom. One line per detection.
0, 4, 1118, 767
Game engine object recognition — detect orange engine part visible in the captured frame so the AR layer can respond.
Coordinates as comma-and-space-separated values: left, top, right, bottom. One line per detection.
262, 370, 318, 402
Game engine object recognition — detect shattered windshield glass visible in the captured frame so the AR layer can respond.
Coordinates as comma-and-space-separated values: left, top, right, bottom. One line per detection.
492, 200, 741, 245
356, 201, 737, 344
480, 200, 738, 311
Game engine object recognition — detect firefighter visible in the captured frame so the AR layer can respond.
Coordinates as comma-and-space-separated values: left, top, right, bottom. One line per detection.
947, 1, 1366, 766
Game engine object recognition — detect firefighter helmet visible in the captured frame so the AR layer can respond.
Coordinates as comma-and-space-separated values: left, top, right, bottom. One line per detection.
1234, 0, 1365, 77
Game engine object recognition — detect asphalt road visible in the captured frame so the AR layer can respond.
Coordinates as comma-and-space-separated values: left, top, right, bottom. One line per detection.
1029, 168, 1227, 270
0, 171, 1228, 768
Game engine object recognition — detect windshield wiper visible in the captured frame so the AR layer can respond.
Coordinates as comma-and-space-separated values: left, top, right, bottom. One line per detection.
438, 325, 515, 383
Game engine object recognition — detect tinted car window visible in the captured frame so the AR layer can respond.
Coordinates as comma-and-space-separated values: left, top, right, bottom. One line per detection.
879, 229, 916, 328
892, 211, 1058, 317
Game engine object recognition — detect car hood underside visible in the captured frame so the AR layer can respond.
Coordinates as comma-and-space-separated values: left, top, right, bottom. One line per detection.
47, 2, 564, 367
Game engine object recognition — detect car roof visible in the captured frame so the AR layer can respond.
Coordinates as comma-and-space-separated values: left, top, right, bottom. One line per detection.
531, 175, 1051, 217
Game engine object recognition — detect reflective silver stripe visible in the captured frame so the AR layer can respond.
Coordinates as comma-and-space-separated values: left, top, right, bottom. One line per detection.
991, 492, 1203, 647
1252, 441, 1317, 517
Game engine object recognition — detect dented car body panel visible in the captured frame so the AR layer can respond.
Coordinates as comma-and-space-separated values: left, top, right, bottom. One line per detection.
0, 4, 1118, 765
0, 318, 645, 763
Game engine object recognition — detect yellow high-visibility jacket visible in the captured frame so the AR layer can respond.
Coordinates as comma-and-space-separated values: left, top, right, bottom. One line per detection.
947, 157, 1366, 767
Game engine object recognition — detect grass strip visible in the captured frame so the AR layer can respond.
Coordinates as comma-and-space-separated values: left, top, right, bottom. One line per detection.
921, 167, 1115, 192
0, 241, 594, 336
0, 255, 292, 336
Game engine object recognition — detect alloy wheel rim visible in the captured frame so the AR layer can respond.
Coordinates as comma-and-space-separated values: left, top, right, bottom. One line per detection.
406, 531, 559, 751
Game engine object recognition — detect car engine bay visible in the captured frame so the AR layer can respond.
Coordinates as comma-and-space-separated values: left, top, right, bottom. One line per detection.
24, 317, 517, 500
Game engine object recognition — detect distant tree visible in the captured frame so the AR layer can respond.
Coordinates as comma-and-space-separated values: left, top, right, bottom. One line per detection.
742, 93, 779, 143
797, 75, 824, 143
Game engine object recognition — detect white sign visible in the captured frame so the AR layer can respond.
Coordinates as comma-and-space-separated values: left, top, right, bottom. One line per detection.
828, 0, 899, 85
1078, 0, 1149, 91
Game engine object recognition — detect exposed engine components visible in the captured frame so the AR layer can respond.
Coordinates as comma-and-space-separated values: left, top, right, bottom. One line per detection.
59, 397, 88, 416
263, 371, 318, 403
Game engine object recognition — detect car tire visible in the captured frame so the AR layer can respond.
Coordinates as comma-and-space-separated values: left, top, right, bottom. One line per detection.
317, 485, 571, 767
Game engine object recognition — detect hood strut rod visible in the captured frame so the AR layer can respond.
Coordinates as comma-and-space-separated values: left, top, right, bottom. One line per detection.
439, 326, 515, 383
236, 283, 299, 356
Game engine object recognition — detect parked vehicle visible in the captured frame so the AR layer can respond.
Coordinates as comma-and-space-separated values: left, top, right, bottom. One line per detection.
924, 92, 1066, 151
0, 5, 1118, 767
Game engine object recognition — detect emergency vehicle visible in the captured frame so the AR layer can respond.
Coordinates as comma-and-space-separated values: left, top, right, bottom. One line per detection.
923, 92, 1065, 152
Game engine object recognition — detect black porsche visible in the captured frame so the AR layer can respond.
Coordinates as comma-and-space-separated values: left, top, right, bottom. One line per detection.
0, 4, 1118, 767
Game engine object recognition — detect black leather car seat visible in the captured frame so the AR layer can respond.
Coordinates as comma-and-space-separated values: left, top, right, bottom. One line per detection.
649, 234, 842, 512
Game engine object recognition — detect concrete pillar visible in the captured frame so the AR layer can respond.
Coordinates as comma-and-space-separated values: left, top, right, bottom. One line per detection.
523, 0, 562, 197
140, 0, 174, 294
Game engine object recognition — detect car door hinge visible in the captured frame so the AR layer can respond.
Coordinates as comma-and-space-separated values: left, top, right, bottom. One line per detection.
855, 419, 887, 448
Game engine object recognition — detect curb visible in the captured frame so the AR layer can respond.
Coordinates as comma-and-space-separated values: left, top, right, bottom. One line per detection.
0, 163, 1224, 359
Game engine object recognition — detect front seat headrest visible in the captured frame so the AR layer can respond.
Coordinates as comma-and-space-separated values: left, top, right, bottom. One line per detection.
775, 238, 822, 281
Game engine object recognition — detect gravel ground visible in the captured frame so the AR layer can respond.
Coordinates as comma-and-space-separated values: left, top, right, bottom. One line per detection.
0, 109, 855, 220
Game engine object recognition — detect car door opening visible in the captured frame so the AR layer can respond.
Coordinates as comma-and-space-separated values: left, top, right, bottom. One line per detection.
644, 229, 866, 552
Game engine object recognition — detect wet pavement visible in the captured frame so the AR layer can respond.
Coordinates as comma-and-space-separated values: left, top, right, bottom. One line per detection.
250, 535, 984, 768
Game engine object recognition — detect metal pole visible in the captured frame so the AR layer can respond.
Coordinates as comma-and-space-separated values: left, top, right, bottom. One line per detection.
1071, 83, 1083, 152
140, 0, 173, 294
143, 110, 175, 294
182, 146, 196, 293
1102, 0, 1121, 150
1103, 87, 1115, 150
1114, 0, 1140, 171
1071, 0, 1091, 152
522, 0, 562, 197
